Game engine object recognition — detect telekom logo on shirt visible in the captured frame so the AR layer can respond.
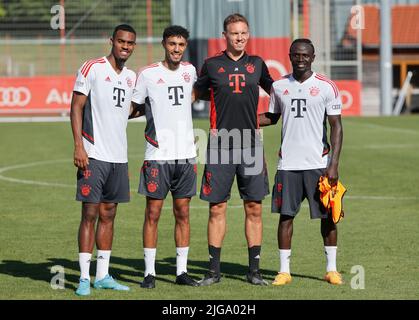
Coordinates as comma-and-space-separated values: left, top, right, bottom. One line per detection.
228, 74, 245, 93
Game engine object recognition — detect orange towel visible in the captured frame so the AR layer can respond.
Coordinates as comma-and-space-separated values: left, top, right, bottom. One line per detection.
318, 176, 347, 224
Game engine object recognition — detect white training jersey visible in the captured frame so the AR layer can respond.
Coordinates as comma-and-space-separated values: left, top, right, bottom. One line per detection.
268, 72, 342, 170
132, 61, 197, 160
73, 56, 136, 163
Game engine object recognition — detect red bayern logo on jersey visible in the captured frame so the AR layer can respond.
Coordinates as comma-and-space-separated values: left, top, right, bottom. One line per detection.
245, 63, 255, 74
183, 72, 191, 83
81, 184, 91, 196
126, 77, 133, 88
310, 86, 320, 96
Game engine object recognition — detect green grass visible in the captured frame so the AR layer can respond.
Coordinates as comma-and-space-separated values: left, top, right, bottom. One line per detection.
0, 116, 419, 300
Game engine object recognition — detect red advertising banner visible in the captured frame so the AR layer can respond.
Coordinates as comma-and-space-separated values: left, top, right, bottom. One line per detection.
335, 80, 361, 116
0, 76, 74, 115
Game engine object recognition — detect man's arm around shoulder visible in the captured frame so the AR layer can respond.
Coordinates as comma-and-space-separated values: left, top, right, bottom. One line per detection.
258, 112, 280, 127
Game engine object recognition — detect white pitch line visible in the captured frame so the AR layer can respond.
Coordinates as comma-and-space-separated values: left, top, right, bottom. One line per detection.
348, 122, 419, 135
1, 160, 418, 202
0, 159, 74, 188
344, 144, 419, 150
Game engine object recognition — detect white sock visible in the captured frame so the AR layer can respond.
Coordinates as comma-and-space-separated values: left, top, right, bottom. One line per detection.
176, 247, 189, 276
95, 250, 111, 281
279, 249, 291, 274
144, 248, 156, 276
79, 252, 92, 281
325, 246, 337, 272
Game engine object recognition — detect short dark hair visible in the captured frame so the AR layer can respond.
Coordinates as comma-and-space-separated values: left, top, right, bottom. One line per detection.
112, 24, 136, 39
290, 38, 315, 54
223, 13, 249, 32
162, 25, 190, 41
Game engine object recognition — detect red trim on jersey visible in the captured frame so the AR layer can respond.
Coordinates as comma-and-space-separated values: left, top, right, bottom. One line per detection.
315, 74, 339, 98
209, 88, 217, 129
145, 134, 159, 148
81, 58, 105, 78
137, 63, 159, 75
81, 58, 105, 76
81, 59, 99, 75
136, 63, 159, 84
82, 130, 94, 142
180, 61, 191, 65
204, 51, 224, 61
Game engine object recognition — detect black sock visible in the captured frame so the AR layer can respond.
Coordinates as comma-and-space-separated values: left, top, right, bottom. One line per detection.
248, 246, 261, 272
208, 245, 221, 274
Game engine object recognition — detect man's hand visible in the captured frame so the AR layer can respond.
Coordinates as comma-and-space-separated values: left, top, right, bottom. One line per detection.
325, 165, 338, 187
73, 145, 89, 170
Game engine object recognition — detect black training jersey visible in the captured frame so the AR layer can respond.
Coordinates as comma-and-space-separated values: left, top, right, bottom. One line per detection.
195, 51, 273, 148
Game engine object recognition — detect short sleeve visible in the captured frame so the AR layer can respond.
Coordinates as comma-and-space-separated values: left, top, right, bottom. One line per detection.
268, 85, 281, 114
132, 71, 147, 105
325, 81, 342, 116
192, 66, 198, 83
259, 60, 274, 94
194, 61, 210, 92
73, 63, 92, 96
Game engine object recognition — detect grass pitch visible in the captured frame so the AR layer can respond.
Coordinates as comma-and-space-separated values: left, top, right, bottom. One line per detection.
0, 116, 418, 300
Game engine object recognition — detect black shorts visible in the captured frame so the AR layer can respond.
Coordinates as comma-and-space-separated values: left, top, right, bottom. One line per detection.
138, 159, 197, 199
200, 148, 269, 203
271, 169, 327, 219
76, 158, 130, 203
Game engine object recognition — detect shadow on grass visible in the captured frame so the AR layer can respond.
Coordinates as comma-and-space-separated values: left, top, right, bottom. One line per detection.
0, 256, 327, 290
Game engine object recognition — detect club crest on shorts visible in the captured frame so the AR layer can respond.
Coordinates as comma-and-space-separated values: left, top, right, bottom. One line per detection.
81, 184, 91, 196
150, 168, 159, 178
274, 197, 282, 208
141, 161, 149, 172
205, 171, 212, 182
147, 181, 158, 193
202, 183, 212, 196
83, 170, 92, 179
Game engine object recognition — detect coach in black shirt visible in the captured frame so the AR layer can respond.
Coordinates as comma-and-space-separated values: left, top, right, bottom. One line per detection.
194, 13, 273, 286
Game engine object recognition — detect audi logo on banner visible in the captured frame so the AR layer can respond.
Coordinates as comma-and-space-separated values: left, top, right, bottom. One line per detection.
0, 87, 32, 107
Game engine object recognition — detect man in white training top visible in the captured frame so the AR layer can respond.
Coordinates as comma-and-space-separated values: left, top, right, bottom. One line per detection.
259, 38, 344, 286
130, 25, 198, 288
70, 24, 136, 296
